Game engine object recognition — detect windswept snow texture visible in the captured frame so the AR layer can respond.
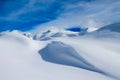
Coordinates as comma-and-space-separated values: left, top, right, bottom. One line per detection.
39, 41, 104, 74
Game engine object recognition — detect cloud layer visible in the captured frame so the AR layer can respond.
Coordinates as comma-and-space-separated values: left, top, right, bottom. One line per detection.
0, 0, 120, 32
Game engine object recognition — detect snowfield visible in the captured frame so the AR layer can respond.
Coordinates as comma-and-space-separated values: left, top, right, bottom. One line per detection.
0, 27, 120, 80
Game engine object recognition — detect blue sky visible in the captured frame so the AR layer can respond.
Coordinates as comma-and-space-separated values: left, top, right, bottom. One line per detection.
0, 0, 120, 32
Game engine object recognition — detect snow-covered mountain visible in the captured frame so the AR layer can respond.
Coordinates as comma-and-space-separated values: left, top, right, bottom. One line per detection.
84, 23, 120, 39
0, 27, 120, 80
97, 23, 120, 32
33, 28, 79, 41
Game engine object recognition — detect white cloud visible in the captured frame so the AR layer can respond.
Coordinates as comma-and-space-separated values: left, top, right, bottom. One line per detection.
33, 0, 120, 32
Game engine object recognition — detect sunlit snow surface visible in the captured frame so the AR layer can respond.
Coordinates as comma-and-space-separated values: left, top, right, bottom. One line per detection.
0, 28, 120, 80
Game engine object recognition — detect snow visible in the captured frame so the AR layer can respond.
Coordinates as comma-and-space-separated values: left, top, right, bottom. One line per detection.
0, 29, 120, 80
54, 36, 120, 79
39, 41, 104, 73
97, 23, 120, 32
33, 27, 79, 41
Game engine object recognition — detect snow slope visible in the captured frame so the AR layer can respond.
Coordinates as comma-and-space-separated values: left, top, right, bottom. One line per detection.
0, 29, 119, 80
97, 23, 120, 32
39, 41, 104, 73
53, 36, 120, 80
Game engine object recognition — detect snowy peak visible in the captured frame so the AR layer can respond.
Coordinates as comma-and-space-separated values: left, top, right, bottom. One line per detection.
23, 32, 33, 39
97, 23, 120, 32
33, 28, 80, 41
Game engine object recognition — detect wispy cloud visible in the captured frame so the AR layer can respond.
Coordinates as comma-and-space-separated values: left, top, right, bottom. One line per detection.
0, 0, 63, 31
34, 0, 120, 32
0, 0, 120, 32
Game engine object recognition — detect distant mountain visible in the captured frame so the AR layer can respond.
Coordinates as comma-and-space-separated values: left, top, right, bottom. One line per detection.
33, 28, 79, 41
23, 32, 33, 39
97, 23, 120, 32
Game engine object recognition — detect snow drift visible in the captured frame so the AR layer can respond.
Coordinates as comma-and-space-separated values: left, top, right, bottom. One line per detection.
39, 41, 104, 73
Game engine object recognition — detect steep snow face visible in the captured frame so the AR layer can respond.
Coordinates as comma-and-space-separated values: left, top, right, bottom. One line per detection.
39, 41, 104, 73
0, 31, 114, 80
85, 30, 120, 39
97, 23, 120, 32
53, 36, 120, 80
